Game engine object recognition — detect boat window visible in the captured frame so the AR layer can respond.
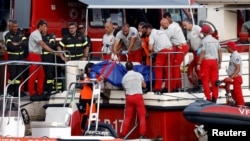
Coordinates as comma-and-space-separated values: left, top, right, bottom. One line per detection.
163, 9, 190, 22
89, 9, 123, 27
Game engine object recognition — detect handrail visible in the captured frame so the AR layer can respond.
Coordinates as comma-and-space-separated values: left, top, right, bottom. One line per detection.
53, 50, 71, 91
0, 60, 78, 136
149, 51, 186, 92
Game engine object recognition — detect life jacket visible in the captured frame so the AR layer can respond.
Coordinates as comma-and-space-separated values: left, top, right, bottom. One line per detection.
79, 77, 93, 100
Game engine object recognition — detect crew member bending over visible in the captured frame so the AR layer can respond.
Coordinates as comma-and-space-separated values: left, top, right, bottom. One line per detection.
113, 23, 142, 63
144, 23, 173, 94
161, 13, 189, 92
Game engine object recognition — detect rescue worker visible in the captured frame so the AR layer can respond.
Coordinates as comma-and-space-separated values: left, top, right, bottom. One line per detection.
58, 22, 89, 61
138, 22, 150, 65
121, 61, 147, 139
41, 27, 57, 96
113, 23, 142, 63
161, 13, 189, 92
5, 20, 27, 97
224, 41, 245, 106
182, 18, 203, 91
78, 23, 92, 60
27, 19, 56, 101
112, 22, 119, 30
197, 25, 222, 103
78, 62, 104, 132
102, 21, 115, 60
144, 23, 173, 94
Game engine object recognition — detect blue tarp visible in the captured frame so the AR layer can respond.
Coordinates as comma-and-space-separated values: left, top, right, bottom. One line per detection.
90, 61, 154, 87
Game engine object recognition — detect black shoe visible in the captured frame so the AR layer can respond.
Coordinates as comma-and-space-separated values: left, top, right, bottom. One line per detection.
161, 88, 168, 93
42, 94, 50, 101
212, 97, 217, 103
21, 92, 27, 97
30, 94, 39, 101
140, 135, 146, 139
154, 91, 162, 95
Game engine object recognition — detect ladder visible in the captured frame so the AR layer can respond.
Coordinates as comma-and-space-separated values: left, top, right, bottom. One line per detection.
85, 79, 101, 134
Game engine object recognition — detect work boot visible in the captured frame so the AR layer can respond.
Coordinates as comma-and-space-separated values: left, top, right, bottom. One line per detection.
140, 135, 146, 139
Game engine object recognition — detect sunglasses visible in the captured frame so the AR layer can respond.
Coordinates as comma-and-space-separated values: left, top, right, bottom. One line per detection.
78, 27, 85, 30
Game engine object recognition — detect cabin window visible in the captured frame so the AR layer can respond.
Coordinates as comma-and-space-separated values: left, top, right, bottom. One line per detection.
163, 9, 189, 22
89, 9, 123, 27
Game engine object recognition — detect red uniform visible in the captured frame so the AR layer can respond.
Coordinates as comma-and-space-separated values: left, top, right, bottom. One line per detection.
121, 69, 146, 137
172, 44, 189, 90
224, 76, 244, 106
224, 41, 245, 106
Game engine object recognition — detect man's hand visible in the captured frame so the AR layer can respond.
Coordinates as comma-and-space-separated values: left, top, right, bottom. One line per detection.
111, 53, 118, 61
197, 64, 201, 71
12, 42, 19, 46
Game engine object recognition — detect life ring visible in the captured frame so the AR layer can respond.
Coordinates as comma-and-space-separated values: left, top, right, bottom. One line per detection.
69, 8, 79, 20
187, 60, 198, 85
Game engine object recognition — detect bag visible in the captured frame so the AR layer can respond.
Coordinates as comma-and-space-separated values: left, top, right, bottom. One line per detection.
91, 61, 127, 87
134, 65, 155, 84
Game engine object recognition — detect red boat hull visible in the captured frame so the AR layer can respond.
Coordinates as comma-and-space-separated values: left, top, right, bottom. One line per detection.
99, 105, 197, 141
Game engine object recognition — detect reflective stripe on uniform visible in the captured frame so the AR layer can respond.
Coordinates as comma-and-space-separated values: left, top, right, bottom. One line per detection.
6, 39, 11, 44
49, 39, 55, 43
42, 51, 52, 55
83, 41, 88, 46
46, 79, 54, 84
65, 43, 84, 48
22, 37, 27, 40
59, 41, 65, 47
8, 79, 21, 84
65, 53, 83, 58
8, 51, 24, 55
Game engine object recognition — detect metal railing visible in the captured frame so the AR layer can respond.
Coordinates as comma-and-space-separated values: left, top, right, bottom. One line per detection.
149, 51, 186, 92
0, 60, 77, 136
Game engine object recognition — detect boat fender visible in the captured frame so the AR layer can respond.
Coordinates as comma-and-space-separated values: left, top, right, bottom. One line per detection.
21, 108, 30, 124
194, 125, 207, 138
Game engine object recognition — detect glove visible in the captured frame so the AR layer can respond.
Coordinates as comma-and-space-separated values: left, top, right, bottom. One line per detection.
197, 48, 202, 56
111, 53, 118, 61
122, 50, 128, 55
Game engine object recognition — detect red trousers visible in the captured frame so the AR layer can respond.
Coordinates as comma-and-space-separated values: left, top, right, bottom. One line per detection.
200, 59, 218, 100
120, 49, 142, 63
121, 94, 146, 136
172, 44, 189, 90
154, 48, 174, 91
225, 76, 245, 106
27, 53, 45, 96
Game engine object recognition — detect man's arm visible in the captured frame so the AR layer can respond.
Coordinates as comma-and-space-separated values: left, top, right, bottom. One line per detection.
113, 40, 120, 54
230, 64, 240, 78
142, 80, 146, 88
218, 48, 222, 69
127, 37, 136, 52
38, 40, 54, 52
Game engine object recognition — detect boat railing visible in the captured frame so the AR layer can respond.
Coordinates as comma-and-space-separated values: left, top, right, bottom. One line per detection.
65, 80, 101, 134
0, 60, 77, 136
54, 50, 71, 91
88, 51, 128, 62
147, 43, 250, 93
149, 51, 186, 92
